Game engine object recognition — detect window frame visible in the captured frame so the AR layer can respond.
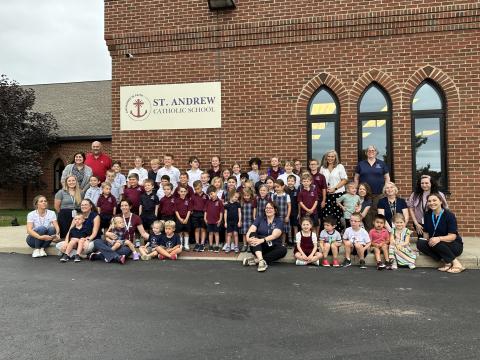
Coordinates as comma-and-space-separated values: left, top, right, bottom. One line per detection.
53, 158, 65, 194
306, 86, 340, 161
410, 80, 448, 192
357, 82, 393, 179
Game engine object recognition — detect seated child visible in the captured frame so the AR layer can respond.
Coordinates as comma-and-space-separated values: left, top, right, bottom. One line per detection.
369, 214, 390, 270
157, 220, 182, 260
105, 216, 140, 260
319, 216, 342, 267
139, 220, 164, 260
294, 217, 322, 266
388, 213, 417, 270
342, 212, 370, 268
60, 213, 89, 263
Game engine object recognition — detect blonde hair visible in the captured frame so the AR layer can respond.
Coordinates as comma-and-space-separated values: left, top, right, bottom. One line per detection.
322, 150, 340, 168
63, 175, 82, 205
150, 158, 160, 165
164, 220, 176, 230
101, 182, 111, 190
152, 220, 165, 232
392, 213, 406, 223
382, 181, 399, 196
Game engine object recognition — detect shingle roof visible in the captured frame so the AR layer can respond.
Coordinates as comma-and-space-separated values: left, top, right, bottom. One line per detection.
24, 80, 112, 139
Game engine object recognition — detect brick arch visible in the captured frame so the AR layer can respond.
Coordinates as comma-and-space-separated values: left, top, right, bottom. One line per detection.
295, 72, 348, 119
403, 65, 460, 115
350, 69, 402, 109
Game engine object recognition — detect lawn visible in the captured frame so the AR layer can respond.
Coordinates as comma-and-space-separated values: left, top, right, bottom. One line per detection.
0, 209, 29, 226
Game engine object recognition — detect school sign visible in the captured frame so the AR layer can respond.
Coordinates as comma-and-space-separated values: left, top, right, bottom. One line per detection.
120, 82, 221, 130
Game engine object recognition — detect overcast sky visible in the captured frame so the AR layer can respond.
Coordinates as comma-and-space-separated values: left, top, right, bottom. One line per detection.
0, 1, 111, 85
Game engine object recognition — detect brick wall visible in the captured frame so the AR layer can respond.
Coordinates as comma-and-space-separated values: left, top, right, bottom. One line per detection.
105, 0, 480, 235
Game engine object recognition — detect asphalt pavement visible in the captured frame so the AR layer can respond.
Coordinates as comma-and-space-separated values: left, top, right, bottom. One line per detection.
1, 254, 479, 360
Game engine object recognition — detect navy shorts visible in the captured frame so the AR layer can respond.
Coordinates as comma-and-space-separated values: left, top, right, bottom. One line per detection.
160, 215, 176, 222
141, 213, 157, 231
175, 220, 191, 233
289, 213, 299, 228
99, 213, 113, 229
352, 246, 369, 258
226, 223, 239, 233
191, 211, 206, 229
207, 224, 220, 233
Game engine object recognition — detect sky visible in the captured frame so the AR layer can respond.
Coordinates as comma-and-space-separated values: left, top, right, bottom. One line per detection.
0, 1, 111, 85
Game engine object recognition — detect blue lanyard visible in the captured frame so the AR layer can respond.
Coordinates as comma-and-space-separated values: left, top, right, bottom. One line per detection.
431, 209, 444, 236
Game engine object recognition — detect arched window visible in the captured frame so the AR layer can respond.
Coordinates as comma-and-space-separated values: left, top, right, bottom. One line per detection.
358, 83, 393, 172
53, 158, 65, 193
411, 81, 447, 190
307, 87, 340, 161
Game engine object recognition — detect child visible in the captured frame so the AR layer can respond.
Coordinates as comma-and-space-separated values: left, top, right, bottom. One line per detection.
84, 176, 101, 205
248, 157, 261, 184
294, 217, 322, 266
97, 182, 117, 231
309, 158, 327, 228
148, 158, 161, 192
278, 160, 301, 189
156, 175, 170, 200
204, 185, 224, 253
224, 191, 242, 253
232, 162, 242, 187
297, 173, 319, 234
237, 172, 249, 194
243, 179, 256, 195
105, 216, 128, 252
222, 168, 231, 190
173, 172, 194, 199
123, 173, 144, 214
187, 156, 203, 187
272, 179, 291, 246
357, 182, 373, 230
223, 176, 237, 203
128, 156, 148, 186
159, 183, 176, 222
191, 180, 208, 252
174, 185, 192, 251
293, 159, 303, 176
336, 182, 361, 229
156, 153, 180, 188
256, 184, 270, 218
207, 155, 222, 180
255, 169, 268, 194
286, 175, 299, 245
60, 213, 89, 263
369, 214, 390, 270
267, 157, 284, 179
211, 176, 224, 201
200, 172, 210, 193
112, 161, 127, 193
319, 216, 342, 267
139, 220, 164, 260
342, 212, 370, 268
139, 179, 159, 231
240, 188, 257, 252
388, 213, 417, 270
265, 176, 275, 197
105, 169, 122, 203
157, 220, 182, 260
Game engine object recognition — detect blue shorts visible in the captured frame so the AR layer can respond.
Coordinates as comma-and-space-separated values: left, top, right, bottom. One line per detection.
226, 223, 239, 233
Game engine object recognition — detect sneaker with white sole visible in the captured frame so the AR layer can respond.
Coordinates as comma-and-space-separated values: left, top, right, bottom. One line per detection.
257, 259, 268, 272
74, 254, 81, 262
313, 260, 320, 266
39, 248, 47, 257
183, 242, 190, 251
32, 249, 41, 258
242, 257, 256, 266
295, 259, 307, 266
60, 253, 69, 262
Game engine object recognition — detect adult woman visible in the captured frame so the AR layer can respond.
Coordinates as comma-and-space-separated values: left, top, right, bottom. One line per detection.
56, 199, 101, 259
320, 150, 348, 228
407, 175, 448, 236
61, 152, 93, 192
91, 199, 149, 263
377, 182, 408, 232
54, 175, 82, 238
354, 145, 390, 206
243, 201, 287, 272
417, 193, 464, 273
26, 195, 60, 258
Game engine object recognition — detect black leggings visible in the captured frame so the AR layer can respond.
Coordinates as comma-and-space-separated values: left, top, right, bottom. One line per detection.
417, 238, 463, 264
250, 242, 287, 264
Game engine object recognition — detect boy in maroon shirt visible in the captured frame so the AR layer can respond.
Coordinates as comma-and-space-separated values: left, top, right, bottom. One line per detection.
173, 172, 194, 199
298, 173, 319, 234
122, 173, 144, 215
309, 158, 327, 227
159, 183, 176, 222
204, 185, 224, 253
267, 157, 285, 180
191, 180, 208, 252
174, 185, 193, 251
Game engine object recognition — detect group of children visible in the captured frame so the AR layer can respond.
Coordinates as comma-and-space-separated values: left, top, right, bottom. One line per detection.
73, 154, 416, 269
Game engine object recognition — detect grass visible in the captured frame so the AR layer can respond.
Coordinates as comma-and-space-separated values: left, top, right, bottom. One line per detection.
0, 209, 30, 227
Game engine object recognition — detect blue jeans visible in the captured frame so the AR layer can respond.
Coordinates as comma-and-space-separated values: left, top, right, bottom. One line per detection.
93, 239, 132, 263
26, 226, 55, 249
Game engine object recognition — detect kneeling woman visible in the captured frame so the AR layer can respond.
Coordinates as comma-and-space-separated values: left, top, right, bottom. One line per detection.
243, 201, 287, 272
417, 193, 465, 273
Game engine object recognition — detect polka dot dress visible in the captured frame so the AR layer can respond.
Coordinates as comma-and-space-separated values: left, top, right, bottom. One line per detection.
324, 192, 345, 231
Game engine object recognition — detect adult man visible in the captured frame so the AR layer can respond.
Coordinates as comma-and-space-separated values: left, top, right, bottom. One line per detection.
84, 141, 112, 183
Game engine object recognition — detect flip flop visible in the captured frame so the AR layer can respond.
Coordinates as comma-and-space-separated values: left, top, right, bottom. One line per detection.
446, 266, 465, 274
437, 264, 452, 272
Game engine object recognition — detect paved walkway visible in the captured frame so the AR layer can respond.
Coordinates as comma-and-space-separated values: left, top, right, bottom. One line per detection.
2, 225, 478, 268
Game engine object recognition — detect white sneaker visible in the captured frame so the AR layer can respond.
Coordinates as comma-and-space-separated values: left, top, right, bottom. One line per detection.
313, 260, 320, 266
32, 249, 41, 258
295, 259, 307, 266
184, 242, 190, 251
257, 259, 268, 272
39, 248, 47, 257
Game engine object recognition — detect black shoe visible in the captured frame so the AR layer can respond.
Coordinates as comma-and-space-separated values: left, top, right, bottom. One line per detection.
60, 254, 69, 262
74, 254, 81, 262
89, 252, 100, 261
214, 246, 219, 253
359, 259, 367, 269
341, 258, 351, 267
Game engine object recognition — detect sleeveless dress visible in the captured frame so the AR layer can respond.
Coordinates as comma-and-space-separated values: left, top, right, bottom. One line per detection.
389, 228, 417, 267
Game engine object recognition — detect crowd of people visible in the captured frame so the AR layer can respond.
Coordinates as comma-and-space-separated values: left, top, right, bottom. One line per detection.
26, 141, 465, 273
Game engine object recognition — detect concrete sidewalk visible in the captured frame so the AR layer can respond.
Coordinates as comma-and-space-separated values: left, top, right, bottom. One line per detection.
1, 225, 478, 269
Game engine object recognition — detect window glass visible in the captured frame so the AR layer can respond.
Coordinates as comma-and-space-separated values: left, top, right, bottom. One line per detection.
359, 85, 389, 113
412, 83, 442, 111
310, 122, 335, 161
309, 89, 337, 115
360, 119, 388, 162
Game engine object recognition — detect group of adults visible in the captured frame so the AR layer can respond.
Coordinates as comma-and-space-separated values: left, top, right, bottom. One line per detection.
26, 142, 464, 273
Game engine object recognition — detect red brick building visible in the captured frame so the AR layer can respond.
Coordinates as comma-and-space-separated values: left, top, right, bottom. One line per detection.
104, 1, 480, 235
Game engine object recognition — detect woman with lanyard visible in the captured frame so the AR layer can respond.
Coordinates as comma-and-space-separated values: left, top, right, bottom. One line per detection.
377, 181, 409, 232
320, 150, 348, 230
56, 199, 101, 259
61, 152, 93, 192
54, 175, 82, 238
242, 200, 287, 272
407, 175, 448, 236
26, 195, 61, 258
91, 199, 149, 263
417, 193, 464, 273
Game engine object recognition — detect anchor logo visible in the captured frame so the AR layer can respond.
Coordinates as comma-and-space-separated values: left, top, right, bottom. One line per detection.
125, 93, 151, 121
130, 98, 147, 118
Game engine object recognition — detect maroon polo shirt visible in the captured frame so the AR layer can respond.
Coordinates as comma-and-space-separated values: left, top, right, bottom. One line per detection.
123, 186, 144, 214
297, 185, 318, 215
204, 198, 224, 224
97, 194, 117, 215
85, 152, 112, 182
310, 171, 327, 202
191, 192, 208, 211
160, 195, 176, 217
174, 197, 193, 218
